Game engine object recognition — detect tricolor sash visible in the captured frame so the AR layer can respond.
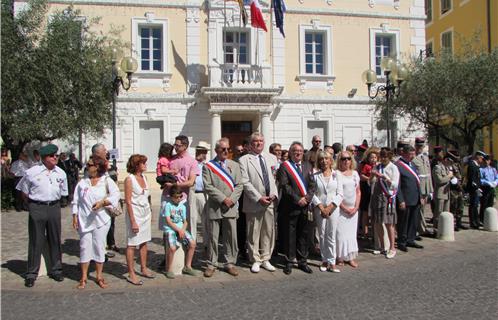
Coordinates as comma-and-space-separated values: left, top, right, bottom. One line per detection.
377, 164, 397, 209
397, 159, 420, 185
205, 160, 235, 191
282, 160, 307, 197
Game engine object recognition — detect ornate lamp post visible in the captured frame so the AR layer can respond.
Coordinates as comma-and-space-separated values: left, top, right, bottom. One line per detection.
362, 57, 408, 148
111, 49, 137, 167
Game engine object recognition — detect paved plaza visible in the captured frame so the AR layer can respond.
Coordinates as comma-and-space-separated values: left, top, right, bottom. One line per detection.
1, 189, 497, 319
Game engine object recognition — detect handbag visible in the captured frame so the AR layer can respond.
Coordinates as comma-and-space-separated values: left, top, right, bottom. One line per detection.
104, 177, 123, 218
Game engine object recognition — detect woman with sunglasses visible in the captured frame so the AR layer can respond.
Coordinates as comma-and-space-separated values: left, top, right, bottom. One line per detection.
369, 148, 400, 259
72, 157, 120, 289
312, 151, 343, 272
336, 151, 361, 268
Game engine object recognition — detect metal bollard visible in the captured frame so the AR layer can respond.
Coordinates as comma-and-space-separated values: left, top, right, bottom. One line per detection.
483, 207, 498, 232
437, 211, 455, 241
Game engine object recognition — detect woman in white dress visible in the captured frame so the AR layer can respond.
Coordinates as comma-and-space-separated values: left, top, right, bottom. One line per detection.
312, 151, 343, 273
336, 150, 361, 268
125, 154, 153, 285
72, 158, 120, 289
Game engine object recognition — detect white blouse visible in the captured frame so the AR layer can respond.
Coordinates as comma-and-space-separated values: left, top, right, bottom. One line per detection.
72, 176, 120, 232
372, 161, 400, 195
312, 170, 344, 208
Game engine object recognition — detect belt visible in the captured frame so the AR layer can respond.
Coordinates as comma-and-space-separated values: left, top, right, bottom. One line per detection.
195, 190, 204, 193
29, 199, 60, 206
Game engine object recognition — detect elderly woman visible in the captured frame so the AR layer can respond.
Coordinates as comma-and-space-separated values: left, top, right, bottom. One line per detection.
336, 150, 361, 268
369, 148, 400, 259
72, 158, 120, 289
125, 154, 153, 285
312, 151, 343, 272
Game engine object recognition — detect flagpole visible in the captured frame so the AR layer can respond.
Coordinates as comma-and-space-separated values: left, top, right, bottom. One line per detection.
270, 0, 274, 88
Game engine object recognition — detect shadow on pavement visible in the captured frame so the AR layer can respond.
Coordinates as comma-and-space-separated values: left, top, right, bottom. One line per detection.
1, 260, 26, 279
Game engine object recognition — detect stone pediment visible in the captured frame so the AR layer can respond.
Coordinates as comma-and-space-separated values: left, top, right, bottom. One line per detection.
201, 87, 283, 108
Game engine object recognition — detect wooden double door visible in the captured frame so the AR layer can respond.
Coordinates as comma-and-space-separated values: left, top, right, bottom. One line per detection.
221, 121, 252, 159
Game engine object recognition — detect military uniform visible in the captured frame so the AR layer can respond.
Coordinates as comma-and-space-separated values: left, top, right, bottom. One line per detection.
448, 151, 466, 230
412, 138, 433, 234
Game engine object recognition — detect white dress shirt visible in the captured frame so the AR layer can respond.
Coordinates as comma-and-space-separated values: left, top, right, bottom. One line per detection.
72, 176, 120, 232
10, 159, 30, 177
16, 164, 68, 201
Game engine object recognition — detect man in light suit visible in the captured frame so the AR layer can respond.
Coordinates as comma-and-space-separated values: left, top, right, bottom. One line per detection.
202, 138, 243, 277
277, 141, 316, 275
432, 155, 453, 229
239, 132, 279, 273
412, 137, 434, 237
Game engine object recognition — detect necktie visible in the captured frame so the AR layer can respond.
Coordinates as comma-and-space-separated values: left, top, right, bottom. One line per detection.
259, 155, 271, 196
296, 163, 302, 175
219, 161, 226, 169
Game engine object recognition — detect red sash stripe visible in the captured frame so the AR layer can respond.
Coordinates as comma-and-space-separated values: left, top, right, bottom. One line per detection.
206, 161, 234, 191
282, 161, 307, 197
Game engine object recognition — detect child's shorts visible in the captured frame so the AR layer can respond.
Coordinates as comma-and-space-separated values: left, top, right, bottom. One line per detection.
164, 230, 194, 249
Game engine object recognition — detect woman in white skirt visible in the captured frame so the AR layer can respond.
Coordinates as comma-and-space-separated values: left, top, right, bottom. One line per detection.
72, 158, 120, 289
125, 154, 153, 285
336, 150, 362, 268
312, 151, 343, 273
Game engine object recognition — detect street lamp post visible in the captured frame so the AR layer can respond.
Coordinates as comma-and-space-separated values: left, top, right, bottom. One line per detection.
111, 50, 138, 168
362, 57, 408, 149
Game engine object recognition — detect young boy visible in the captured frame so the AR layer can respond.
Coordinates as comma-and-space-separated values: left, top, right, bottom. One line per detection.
160, 185, 197, 278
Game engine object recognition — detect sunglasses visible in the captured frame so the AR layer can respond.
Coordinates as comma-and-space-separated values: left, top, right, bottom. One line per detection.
218, 147, 229, 152
340, 157, 352, 161
47, 154, 59, 158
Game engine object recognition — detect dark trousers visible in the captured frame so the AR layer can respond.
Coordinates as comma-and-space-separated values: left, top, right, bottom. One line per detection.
106, 216, 116, 248
468, 190, 480, 228
479, 186, 495, 223
237, 193, 247, 256
397, 203, 420, 246
279, 211, 312, 263
26, 202, 62, 279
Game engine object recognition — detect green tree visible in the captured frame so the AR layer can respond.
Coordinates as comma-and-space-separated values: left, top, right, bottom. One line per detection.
376, 48, 498, 154
1, 0, 120, 158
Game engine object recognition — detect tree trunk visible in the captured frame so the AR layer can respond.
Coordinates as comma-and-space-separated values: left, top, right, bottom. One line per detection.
465, 133, 476, 155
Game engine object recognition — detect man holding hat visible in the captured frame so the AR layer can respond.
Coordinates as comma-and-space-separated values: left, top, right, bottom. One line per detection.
189, 141, 210, 249
479, 154, 498, 224
16, 144, 68, 287
466, 151, 485, 229
447, 150, 468, 230
412, 137, 434, 236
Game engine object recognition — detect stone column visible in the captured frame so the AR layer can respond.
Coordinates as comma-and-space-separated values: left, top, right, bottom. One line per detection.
210, 111, 222, 156
261, 111, 271, 142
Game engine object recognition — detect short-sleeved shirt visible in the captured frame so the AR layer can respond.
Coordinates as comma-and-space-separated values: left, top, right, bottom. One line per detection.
16, 164, 68, 201
163, 152, 200, 200
156, 157, 171, 177
160, 201, 186, 233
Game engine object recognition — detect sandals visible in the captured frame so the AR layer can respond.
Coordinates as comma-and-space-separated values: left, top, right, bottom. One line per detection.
96, 278, 108, 289
138, 270, 156, 279
348, 260, 359, 268
126, 275, 143, 286
76, 279, 87, 289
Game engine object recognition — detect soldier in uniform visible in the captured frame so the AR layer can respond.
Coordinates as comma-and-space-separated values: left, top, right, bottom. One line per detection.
447, 150, 468, 231
412, 137, 434, 237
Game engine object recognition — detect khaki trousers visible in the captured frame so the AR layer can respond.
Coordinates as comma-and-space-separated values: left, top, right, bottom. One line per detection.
246, 205, 275, 263
189, 191, 207, 242
207, 217, 238, 268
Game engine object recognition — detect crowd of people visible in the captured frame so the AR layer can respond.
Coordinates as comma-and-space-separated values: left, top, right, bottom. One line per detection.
5, 131, 497, 288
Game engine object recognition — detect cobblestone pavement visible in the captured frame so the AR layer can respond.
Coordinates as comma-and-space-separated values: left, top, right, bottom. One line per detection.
2, 190, 497, 319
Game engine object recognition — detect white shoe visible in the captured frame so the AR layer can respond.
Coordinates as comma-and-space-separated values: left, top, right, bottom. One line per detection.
261, 261, 276, 272
251, 262, 261, 273
386, 250, 397, 259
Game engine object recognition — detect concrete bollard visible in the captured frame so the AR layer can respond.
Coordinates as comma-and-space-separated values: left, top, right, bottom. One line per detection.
437, 211, 455, 241
165, 243, 185, 275
483, 207, 498, 232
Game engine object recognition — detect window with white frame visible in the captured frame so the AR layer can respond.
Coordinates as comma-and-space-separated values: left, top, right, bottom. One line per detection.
375, 34, 395, 75
441, 30, 453, 54
441, 0, 452, 15
304, 32, 326, 75
223, 29, 250, 64
139, 26, 162, 71
132, 17, 168, 74
425, 0, 432, 23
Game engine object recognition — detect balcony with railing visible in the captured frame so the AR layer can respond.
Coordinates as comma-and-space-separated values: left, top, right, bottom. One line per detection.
209, 62, 271, 88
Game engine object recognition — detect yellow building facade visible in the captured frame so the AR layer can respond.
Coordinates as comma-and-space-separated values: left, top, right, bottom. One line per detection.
425, 0, 498, 155
15, 0, 426, 168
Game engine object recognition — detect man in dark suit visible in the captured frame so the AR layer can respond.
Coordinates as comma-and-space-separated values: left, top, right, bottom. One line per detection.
277, 141, 316, 274
396, 145, 423, 252
466, 151, 485, 229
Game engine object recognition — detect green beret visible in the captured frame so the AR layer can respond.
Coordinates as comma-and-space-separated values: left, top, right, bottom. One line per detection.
40, 144, 58, 157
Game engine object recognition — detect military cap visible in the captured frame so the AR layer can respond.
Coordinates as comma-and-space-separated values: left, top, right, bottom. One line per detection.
433, 146, 443, 153
475, 150, 487, 158
415, 137, 426, 146
39, 144, 58, 157
396, 140, 410, 149
357, 144, 368, 152
447, 149, 460, 161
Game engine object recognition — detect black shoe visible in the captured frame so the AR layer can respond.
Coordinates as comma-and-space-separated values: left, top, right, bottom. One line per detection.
283, 263, 293, 275
24, 278, 35, 288
458, 224, 469, 230
406, 242, 424, 249
415, 236, 423, 241
398, 245, 408, 252
51, 274, 64, 282
298, 263, 313, 274
105, 251, 115, 258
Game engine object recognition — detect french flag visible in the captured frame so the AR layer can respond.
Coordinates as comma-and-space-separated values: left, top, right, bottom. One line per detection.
249, 0, 267, 32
